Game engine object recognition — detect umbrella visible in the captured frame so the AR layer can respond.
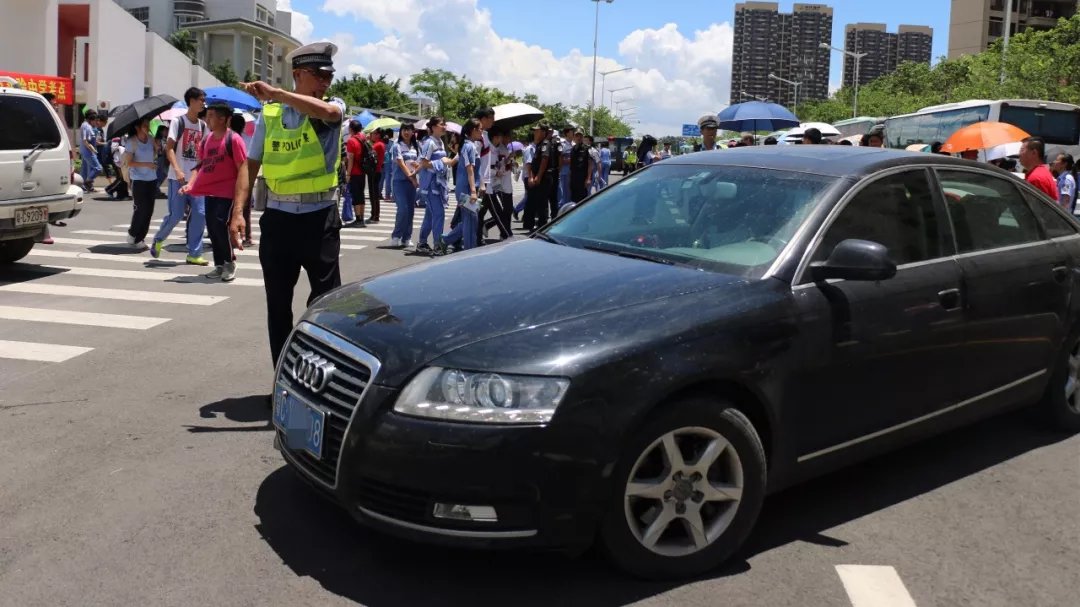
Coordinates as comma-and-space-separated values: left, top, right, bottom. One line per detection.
839, 135, 864, 145
492, 102, 543, 130
985, 141, 1022, 161
204, 86, 261, 111
444, 121, 462, 135
234, 109, 257, 137
107, 94, 179, 139
717, 101, 800, 133
414, 119, 429, 131
507, 141, 524, 153
941, 121, 1030, 154
363, 117, 401, 133
785, 122, 842, 140
157, 107, 187, 123
354, 109, 377, 127
905, 143, 930, 152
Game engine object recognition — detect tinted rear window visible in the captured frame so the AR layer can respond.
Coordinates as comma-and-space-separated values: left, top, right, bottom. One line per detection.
0, 95, 62, 151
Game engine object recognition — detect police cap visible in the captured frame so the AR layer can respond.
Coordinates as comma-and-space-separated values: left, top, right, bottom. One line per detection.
286, 41, 337, 72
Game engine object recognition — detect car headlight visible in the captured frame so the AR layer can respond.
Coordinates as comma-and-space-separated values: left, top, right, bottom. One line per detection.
394, 367, 570, 424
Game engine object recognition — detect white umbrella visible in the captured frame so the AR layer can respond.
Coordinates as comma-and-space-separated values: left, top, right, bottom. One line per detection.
492, 102, 544, 130
985, 141, 1022, 161
785, 122, 842, 140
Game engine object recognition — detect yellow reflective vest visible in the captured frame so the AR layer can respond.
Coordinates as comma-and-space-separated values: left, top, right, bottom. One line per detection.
261, 102, 340, 195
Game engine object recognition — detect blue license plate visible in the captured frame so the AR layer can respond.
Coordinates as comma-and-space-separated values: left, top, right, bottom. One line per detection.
273, 387, 326, 459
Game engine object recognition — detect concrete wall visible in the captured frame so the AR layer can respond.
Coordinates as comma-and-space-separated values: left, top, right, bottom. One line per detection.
206, 0, 257, 21
146, 32, 197, 97
89, 0, 147, 109
192, 65, 225, 89
1, 0, 59, 75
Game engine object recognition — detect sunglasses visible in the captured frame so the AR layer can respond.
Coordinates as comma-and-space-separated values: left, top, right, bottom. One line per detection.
304, 69, 333, 82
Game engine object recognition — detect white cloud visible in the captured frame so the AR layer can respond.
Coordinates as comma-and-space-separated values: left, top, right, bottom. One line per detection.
314, 0, 733, 136
276, 0, 315, 43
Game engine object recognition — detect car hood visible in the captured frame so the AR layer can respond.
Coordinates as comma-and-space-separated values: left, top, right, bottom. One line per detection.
303, 239, 746, 386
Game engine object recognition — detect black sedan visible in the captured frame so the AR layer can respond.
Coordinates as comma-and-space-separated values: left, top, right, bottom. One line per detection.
270, 146, 1080, 579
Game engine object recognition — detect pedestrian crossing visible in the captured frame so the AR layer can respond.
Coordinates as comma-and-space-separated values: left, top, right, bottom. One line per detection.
0, 200, 460, 369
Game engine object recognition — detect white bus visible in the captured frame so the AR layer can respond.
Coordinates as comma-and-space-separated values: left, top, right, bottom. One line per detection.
884, 99, 1080, 156
832, 116, 883, 140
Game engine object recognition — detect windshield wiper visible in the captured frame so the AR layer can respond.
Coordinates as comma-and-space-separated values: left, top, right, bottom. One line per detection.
583, 244, 674, 265
532, 232, 563, 245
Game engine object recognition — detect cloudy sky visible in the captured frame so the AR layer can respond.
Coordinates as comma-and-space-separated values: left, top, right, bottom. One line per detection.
277, 0, 952, 136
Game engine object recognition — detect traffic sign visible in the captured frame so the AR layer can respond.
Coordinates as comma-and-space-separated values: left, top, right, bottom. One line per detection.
681, 124, 701, 137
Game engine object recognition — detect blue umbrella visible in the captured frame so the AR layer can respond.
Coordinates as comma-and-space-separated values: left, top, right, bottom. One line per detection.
354, 109, 377, 127
717, 101, 800, 133
204, 86, 261, 111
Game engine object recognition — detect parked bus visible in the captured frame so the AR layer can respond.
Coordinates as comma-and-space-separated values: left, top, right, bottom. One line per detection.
884, 99, 1080, 156
832, 116, 883, 140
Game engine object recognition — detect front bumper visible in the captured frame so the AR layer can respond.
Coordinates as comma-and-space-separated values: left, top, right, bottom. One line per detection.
275, 372, 613, 553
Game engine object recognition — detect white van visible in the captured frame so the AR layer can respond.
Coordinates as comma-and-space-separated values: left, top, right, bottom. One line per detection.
0, 76, 84, 264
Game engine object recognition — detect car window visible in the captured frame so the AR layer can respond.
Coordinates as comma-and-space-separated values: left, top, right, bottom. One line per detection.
937, 170, 1044, 253
546, 165, 836, 278
1022, 189, 1079, 239
812, 169, 943, 266
0, 96, 62, 151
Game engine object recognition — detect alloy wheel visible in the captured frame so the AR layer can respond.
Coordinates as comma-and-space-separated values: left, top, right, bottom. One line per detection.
1065, 342, 1080, 415
623, 426, 744, 557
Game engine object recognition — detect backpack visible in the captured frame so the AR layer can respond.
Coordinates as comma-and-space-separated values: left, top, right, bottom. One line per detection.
356, 134, 377, 174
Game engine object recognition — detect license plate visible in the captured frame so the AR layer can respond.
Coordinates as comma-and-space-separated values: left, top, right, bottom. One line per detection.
273, 387, 326, 459
14, 205, 48, 227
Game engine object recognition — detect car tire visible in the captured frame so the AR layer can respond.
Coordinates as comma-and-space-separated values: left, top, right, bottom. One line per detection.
599, 398, 766, 580
0, 238, 34, 265
1039, 332, 1080, 432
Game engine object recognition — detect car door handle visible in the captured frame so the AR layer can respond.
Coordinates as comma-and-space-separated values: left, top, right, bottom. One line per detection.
1052, 265, 1070, 283
938, 288, 962, 311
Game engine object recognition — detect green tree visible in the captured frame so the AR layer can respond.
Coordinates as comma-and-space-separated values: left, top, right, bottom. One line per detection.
327, 74, 412, 112
408, 68, 464, 119
168, 30, 198, 65
209, 61, 239, 88
571, 105, 632, 138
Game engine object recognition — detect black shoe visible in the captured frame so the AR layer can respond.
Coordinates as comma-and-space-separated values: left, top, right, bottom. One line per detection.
367, 217, 380, 224
350, 220, 366, 228
416, 242, 432, 252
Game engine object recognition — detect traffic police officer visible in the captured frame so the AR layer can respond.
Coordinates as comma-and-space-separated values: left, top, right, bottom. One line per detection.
232, 41, 347, 369
698, 114, 722, 151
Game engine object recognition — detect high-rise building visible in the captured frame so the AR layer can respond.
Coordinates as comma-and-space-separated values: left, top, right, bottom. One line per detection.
948, 0, 1079, 58
842, 24, 933, 88
730, 2, 834, 108
114, 0, 301, 87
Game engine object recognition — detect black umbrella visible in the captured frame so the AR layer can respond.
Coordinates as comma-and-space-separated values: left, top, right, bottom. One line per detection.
108, 104, 129, 118
491, 102, 544, 130
106, 94, 179, 139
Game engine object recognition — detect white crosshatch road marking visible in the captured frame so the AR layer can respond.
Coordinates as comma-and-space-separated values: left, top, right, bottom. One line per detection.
836, 565, 918, 607
7, 263, 265, 287
0, 340, 94, 363
0, 283, 227, 306
0, 305, 169, 330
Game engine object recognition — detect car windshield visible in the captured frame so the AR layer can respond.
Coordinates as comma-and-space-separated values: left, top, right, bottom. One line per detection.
544, 164, 838, 278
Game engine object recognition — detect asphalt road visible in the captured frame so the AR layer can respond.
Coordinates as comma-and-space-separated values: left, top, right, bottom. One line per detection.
0, 180, 1078, 607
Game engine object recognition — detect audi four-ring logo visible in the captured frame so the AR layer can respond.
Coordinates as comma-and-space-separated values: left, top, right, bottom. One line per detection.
290, 350, 336, 393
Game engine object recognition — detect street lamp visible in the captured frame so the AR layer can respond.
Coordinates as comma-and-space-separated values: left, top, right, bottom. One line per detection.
608, 86, 634, 110
599, 66, 631, 112
820, 42, 868, 119
740, 91, 768, 102
589, 0, 616, 136
768, 73, 801, 116
1001, 0, 1014, 83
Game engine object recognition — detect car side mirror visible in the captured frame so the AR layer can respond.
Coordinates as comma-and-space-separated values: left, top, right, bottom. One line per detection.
809, 239, 897, 282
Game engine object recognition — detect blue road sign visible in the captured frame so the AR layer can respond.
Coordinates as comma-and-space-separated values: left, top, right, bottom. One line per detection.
682, 124, 701, 137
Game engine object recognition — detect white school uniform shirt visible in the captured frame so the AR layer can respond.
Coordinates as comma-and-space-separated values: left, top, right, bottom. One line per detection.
493, 143, 513, 193
477, 131, 493, 190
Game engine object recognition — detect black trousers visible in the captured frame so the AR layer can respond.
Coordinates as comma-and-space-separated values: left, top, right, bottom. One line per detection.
548, 173, 560, 220
127, 180, 157, 242
348, 174, 365, 211
523, 180, 551, 233
204, 196, 233, 267
570, 173, 589, 203
482, 191, 513, 239
259, 205, 342, 368
368, 171, 382, 219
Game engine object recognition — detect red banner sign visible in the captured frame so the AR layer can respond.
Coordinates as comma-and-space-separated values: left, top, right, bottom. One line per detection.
0, 71, 74, 105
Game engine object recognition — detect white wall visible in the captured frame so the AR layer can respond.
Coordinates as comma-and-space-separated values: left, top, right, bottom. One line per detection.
146, 32, 197, 97
89, 0, 147, 109
0, 0, 59, 75
205, 0, 257, 22
192, 65, 225, 90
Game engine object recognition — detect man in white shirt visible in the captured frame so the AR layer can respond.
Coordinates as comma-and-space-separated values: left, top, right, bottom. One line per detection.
149, 87, 209, 264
